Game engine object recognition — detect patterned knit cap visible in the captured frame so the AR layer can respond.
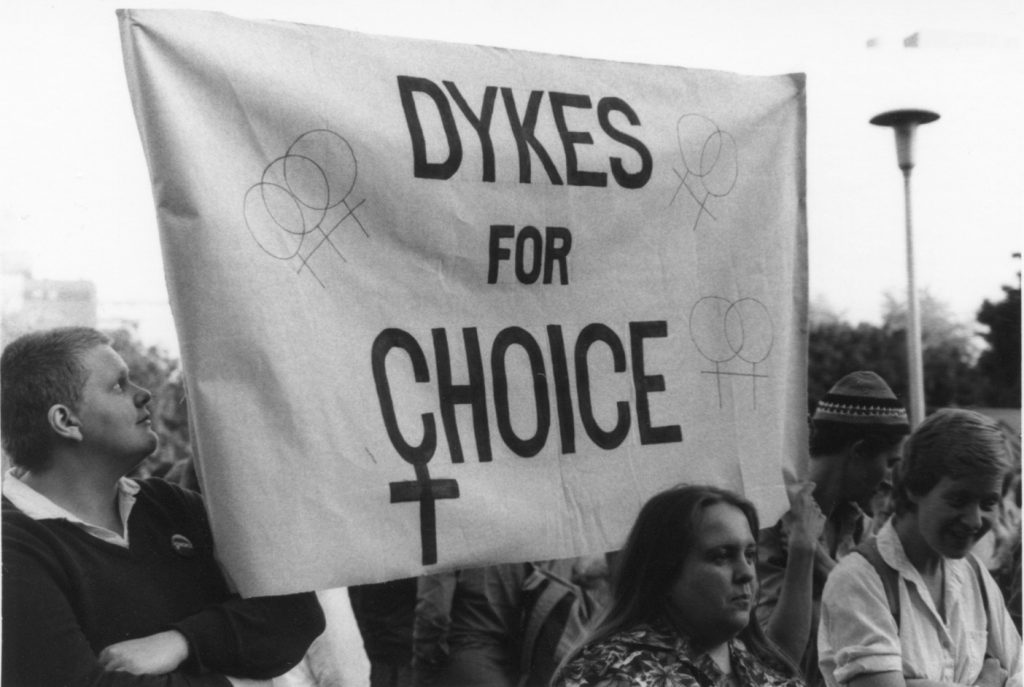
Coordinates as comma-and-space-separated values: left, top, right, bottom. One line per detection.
812, 371, 909, 428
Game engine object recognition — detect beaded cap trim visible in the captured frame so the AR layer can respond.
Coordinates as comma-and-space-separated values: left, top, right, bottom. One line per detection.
812, 372, 909, 427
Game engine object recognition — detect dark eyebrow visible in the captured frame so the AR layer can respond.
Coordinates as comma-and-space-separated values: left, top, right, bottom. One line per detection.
706, 542, 755, 554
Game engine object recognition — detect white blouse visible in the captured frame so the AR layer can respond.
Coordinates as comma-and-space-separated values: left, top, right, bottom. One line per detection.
818, 519, 1021, 687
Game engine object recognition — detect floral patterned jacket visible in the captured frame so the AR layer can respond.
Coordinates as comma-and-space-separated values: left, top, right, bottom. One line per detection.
553, 619, 805, 687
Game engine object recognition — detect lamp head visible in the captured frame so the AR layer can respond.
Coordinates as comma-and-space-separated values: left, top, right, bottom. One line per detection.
870, 109, 940, 171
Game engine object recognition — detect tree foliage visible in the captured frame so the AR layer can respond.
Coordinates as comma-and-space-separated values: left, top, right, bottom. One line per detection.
975, 285, 1022, 407
808, 290, 984, 411
807, 319, 903, 410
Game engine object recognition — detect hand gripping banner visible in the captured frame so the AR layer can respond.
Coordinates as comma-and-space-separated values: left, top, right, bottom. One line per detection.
119, 9, 807, 595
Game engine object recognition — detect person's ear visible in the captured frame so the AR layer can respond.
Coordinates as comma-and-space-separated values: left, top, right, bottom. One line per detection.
47, 404, 83, 441
848, 439, 868, 460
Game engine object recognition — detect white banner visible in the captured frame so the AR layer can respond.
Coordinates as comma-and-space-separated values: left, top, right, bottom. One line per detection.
119, 9, 807, 595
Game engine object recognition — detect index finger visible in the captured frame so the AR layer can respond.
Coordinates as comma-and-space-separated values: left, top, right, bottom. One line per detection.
783, 467, 808, 503
782, 467, 798, 485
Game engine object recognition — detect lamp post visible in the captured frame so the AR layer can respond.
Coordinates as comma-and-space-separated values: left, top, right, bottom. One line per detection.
869, 108, 939, 427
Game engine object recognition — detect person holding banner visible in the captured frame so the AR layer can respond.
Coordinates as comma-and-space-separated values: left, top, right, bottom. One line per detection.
818, 409, 1022, 687
757, 371, 910, 685
412, 563, 529, 687
1, 327, 325, 687
553, 484, 804, 687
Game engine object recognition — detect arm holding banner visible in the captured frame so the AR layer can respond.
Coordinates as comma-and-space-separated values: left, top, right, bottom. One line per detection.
756, 478, 826, 665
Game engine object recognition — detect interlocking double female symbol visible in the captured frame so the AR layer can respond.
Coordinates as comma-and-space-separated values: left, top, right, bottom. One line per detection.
243, 129, 367, 287
671, 114, 738, 232
688, 296, 773, 407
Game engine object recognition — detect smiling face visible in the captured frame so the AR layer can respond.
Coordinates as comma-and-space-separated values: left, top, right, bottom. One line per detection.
911, 474, 1002, 559
72, 344, 158, 467
666, 502, 757, 647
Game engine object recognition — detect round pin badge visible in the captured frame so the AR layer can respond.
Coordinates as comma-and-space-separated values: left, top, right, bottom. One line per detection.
171, 534, 196, 558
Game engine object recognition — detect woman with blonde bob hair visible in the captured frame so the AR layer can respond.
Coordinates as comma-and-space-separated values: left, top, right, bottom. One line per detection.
819, 409, 1022, 687
553, 484, 803, 686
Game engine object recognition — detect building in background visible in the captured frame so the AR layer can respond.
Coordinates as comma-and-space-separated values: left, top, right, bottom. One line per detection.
1, 253, 177, 354
1, 254, 98, 346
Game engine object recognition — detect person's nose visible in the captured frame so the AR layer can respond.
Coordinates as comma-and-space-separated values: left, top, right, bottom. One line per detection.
132, 384, 152, 407
735, 556, 755, 584
962, 502, 983, 530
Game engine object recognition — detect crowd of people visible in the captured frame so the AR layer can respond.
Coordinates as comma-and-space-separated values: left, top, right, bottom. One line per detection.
2, 326, 1021, 687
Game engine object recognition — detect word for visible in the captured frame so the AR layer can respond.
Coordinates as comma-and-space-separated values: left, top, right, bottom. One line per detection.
371, 321, 682, 467
488, 225, 571, 284
397, 76, 653, 188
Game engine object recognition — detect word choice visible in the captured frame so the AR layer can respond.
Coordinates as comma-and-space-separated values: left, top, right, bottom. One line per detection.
371, 321, 682, 466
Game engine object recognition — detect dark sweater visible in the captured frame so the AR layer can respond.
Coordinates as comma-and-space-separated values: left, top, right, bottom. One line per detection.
2, 478, 325, 686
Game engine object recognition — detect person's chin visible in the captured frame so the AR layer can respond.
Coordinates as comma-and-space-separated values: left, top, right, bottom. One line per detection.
723, 605, 751, 633
135, 434, 160, 462
938, 532, 979, 558
723, 617, 749, 641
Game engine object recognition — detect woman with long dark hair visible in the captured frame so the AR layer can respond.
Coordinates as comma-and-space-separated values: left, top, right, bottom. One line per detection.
553, 484, 803, 686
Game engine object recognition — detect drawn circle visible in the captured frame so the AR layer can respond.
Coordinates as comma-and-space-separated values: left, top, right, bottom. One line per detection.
725, 298, 774, 364
267, 154, 331, 214
700, 130, 738, 197
286, 129, 357, 210
677, 114, 718, 175
243, 182, 305, 259
259, 155, 330, 235
677, 114, 738, 198
689, 296, 739, 363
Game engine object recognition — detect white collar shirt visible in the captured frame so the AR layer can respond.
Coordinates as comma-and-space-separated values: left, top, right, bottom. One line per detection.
818, 518, 1022, 687
2, 468, 140, 548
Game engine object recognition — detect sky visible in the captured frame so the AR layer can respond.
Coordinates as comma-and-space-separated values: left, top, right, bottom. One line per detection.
1, 0, 1021, 356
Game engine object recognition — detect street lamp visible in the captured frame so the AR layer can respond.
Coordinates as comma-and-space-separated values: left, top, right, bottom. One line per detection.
869, 108, 939, 427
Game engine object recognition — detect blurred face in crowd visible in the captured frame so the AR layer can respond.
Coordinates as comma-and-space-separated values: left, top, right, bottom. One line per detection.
667, 502, 757, 648
845, 440, 903, 509
911, 473, 1002, 559
72, 344, 158, 467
